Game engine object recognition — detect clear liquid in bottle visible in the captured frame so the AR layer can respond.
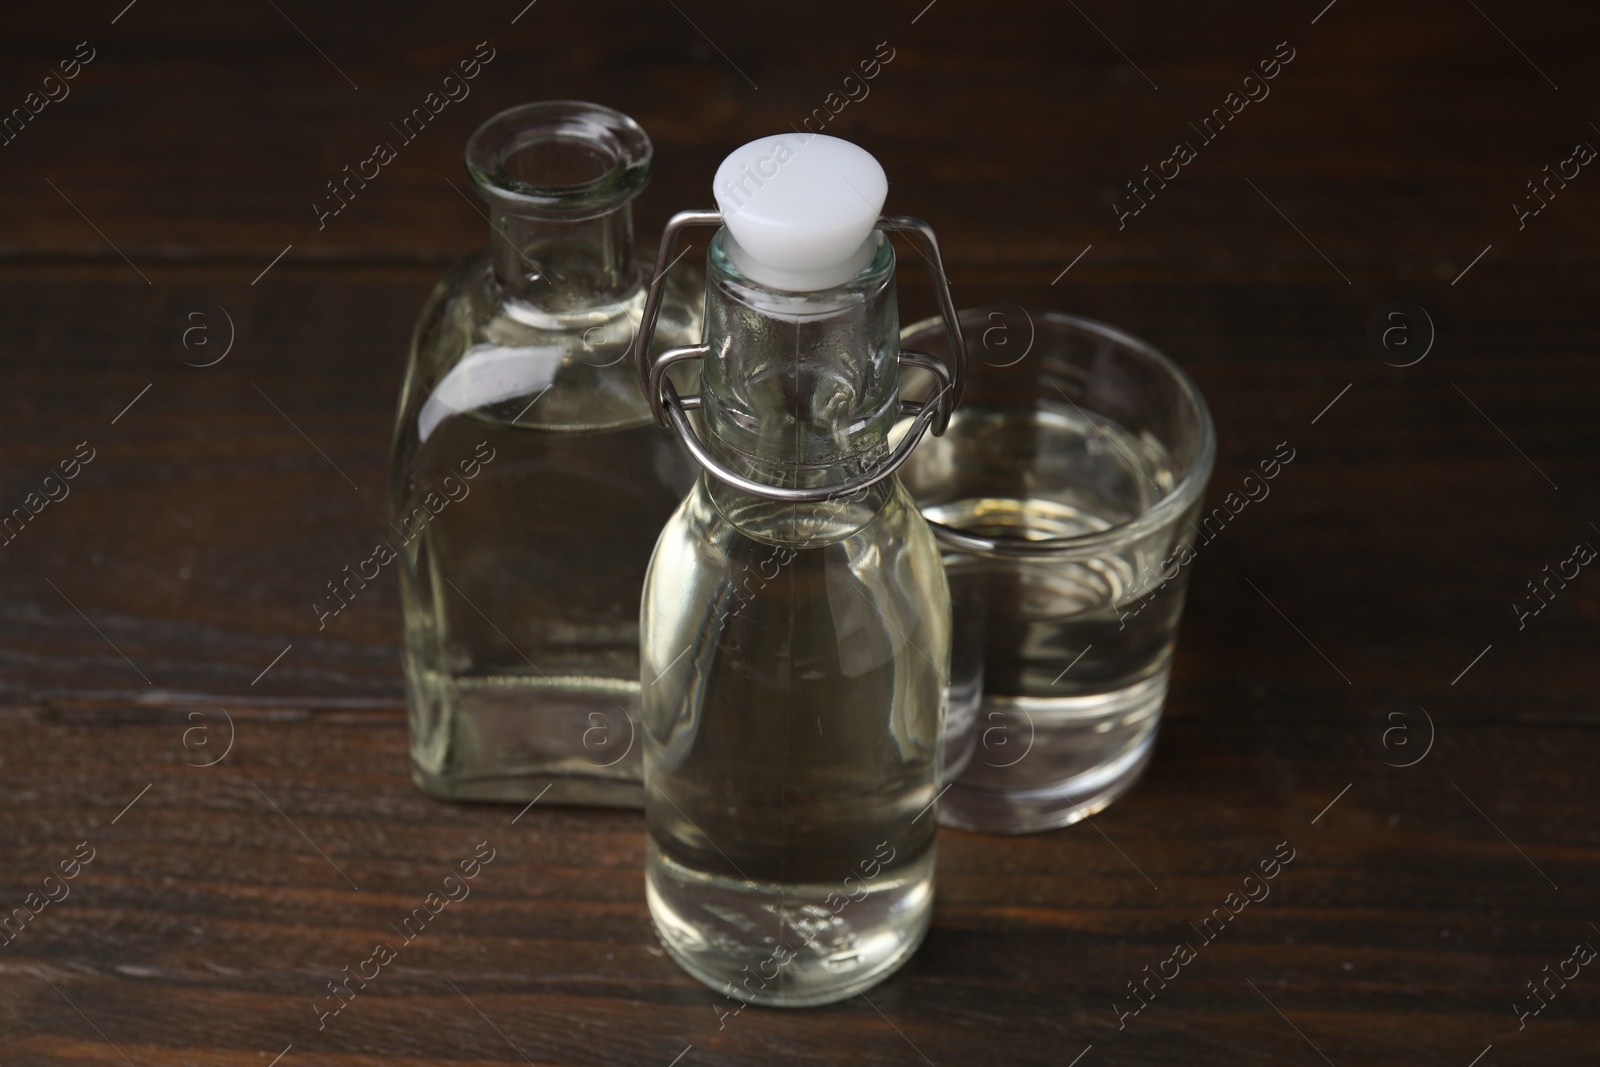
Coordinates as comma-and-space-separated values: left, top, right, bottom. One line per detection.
393, 102, 702, 804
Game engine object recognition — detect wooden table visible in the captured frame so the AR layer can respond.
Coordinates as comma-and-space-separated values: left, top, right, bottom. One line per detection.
3, 1, 1597, 1063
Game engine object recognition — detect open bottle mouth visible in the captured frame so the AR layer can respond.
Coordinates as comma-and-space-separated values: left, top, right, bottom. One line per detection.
465, 100, 652, 217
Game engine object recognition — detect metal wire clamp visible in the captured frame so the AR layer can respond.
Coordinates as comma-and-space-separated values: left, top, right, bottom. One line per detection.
632, 210, 967, 504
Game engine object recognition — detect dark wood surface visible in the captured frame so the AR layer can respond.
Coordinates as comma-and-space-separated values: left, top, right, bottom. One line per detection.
3, 1, 1598, 1064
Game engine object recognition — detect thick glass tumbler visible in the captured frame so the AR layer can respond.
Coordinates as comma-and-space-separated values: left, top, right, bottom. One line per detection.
897, 308, 1215, 834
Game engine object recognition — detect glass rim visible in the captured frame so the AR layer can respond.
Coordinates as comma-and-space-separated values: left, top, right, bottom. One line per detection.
899, 307, 1216, 560
465, 100, 652, 218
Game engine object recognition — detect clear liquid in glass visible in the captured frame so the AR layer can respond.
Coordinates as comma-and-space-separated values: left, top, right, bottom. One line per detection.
907, 401, 1185, 829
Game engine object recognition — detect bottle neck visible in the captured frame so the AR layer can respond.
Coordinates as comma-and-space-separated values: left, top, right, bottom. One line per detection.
488, 203, 639, 310
699, 230, 900, 494
464, 100, 654, 313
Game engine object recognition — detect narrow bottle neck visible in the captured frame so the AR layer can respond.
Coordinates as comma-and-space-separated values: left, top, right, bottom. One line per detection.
489, 204, 639, 310
699, 230, 900, 492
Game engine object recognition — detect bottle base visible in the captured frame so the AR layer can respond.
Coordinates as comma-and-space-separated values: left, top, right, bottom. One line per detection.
410, 764, 644, 807
406, 668, 644, 807
934, 735, 1152, 831
937, 673, 1166, 834
645, 840, 934, 1008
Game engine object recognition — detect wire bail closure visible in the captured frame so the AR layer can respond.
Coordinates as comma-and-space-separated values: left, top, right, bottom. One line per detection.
633, 210, 968, 504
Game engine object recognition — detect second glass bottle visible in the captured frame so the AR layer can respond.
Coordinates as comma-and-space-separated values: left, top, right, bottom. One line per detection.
392, 102, 702, 805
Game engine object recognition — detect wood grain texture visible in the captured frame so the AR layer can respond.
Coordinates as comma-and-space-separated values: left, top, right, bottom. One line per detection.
1, 0, 1597, 1063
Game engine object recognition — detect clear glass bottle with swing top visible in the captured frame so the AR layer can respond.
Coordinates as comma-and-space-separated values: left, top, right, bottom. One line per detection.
635, 134, 966, 1007
390, 101, 702, 805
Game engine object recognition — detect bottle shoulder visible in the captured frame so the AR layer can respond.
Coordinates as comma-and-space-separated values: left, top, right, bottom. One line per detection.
655, 476, 945, 571
643, 477, 951, 677
392, 250, 704, 472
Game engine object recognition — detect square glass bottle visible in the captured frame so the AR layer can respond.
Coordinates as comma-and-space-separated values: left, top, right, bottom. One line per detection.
391, 102, 703, 804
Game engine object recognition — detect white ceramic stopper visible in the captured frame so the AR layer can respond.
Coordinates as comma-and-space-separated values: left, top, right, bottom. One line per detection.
712, 134, 887, 291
